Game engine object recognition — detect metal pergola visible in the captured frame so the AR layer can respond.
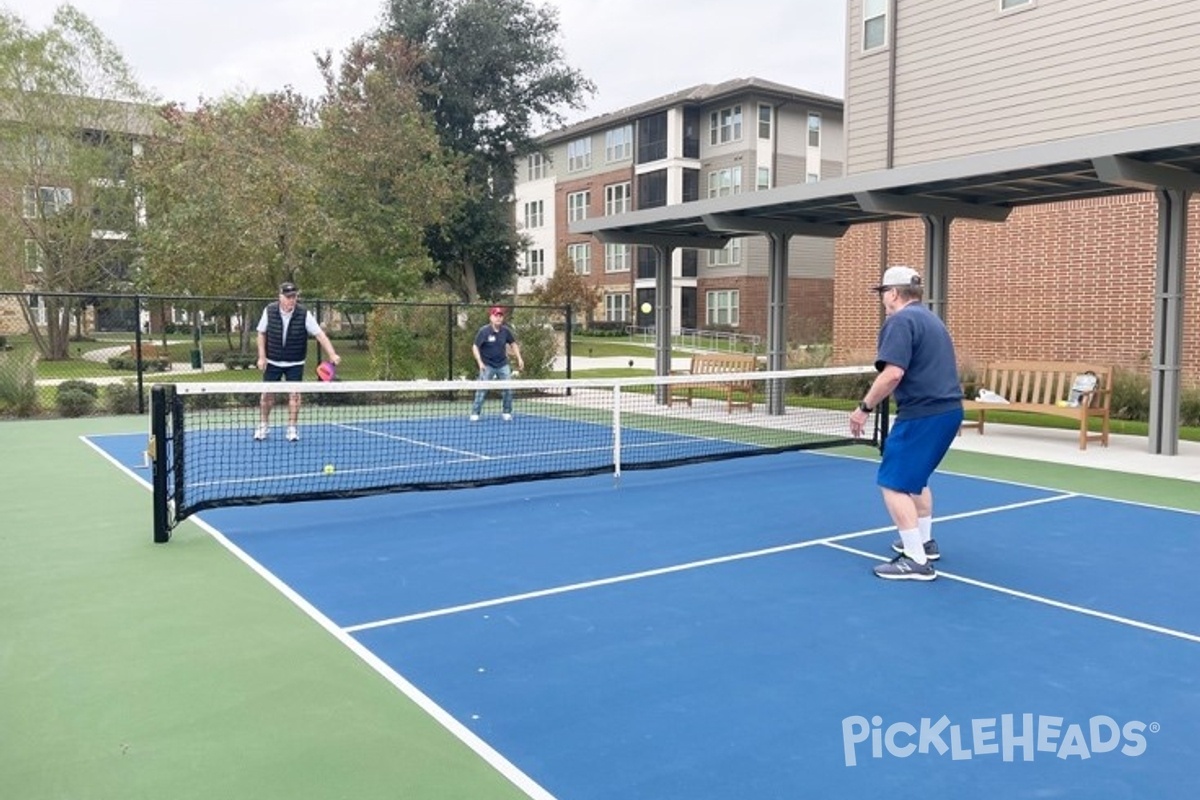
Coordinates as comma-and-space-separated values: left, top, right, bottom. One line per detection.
572, 118, 1200, 455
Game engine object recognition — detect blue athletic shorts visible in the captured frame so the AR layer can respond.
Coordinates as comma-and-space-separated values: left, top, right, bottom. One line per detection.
876, 407, 964, 494
263, 363, 304, 382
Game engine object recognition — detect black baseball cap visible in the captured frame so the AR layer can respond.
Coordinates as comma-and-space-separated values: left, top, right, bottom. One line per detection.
279, 281, 299, 296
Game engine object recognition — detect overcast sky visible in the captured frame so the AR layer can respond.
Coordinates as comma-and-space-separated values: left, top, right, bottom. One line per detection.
4, 1, 846, 126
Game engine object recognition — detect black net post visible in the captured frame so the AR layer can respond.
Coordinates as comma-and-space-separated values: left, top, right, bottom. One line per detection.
150, 384, 172, 543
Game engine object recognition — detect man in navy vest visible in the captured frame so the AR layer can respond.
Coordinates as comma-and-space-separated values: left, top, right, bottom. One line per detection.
254, 281, 341, 441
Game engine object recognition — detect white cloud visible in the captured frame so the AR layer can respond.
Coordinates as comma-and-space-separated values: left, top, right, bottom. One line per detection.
2, 0, 844, 116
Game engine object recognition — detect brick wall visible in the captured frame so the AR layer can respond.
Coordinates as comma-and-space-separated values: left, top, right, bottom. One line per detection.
833, 194, 1200, 386
698, 275, 833, 345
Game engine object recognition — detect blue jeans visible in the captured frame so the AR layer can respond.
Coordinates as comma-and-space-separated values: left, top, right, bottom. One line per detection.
471, 364, 513, 415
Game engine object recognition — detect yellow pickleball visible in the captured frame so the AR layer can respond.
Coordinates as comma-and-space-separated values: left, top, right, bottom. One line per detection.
323, 464, 335, 475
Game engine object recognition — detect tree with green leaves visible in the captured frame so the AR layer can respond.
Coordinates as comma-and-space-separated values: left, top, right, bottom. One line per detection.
0, 6, 151, 359
314, 32, 463, 300
134, 90, 330, 353
134, 91, 326, 301
529, 253, 604, 328
385, 0, 593, 301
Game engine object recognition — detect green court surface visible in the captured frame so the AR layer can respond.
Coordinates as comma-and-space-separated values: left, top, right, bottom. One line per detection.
3, 415, 1197, 799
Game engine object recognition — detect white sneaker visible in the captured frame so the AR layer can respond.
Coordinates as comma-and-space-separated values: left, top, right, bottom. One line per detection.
469, 414, 480, 422
253, 425, 268, 441
286, 426, 299, 442
502, 413, 513, 421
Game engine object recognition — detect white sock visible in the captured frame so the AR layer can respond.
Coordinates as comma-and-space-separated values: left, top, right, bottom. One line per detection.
917, 516, 933, 544
899, 528, 927, 565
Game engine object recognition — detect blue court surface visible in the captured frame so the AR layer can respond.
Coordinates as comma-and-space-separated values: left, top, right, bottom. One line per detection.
90, 432, 1200, 800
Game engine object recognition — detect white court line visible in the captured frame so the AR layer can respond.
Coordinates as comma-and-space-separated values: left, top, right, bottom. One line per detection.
344, 493, 1081, 633
822, 540, 1200, 645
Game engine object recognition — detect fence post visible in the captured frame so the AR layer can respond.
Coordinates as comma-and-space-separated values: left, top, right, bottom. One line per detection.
446, 303, 456, 380
134, 295, 146, 413
565, 305, 573, 380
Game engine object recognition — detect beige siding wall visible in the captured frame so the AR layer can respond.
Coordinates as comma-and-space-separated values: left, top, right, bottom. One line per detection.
846, 0, 1200, 172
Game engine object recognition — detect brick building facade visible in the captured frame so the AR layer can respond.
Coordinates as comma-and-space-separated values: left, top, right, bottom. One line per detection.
834, 193, 1200, 387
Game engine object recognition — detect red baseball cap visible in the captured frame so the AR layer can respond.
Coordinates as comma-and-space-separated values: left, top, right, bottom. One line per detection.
489, 306, 505, 316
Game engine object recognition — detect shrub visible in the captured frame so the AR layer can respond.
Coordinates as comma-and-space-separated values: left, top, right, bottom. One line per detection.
0, 349, 40, 417
104, 382, 144, 415
56, 385, 98, 417
208, 351, 257, 369
1110, 369, 1150, 422
108, 355, 171, 372
57, 379, 101, 398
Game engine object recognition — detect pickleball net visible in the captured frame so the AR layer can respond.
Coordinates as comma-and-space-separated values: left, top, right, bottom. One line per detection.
150, 366, 886, 542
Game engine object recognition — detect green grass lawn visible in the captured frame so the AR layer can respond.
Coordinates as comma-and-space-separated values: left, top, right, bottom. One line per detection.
567, 335, 691, 359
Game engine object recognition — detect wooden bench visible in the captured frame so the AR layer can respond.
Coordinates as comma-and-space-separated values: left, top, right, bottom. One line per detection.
667, 352, 760, 413
960, 360, 1112, 450
129, 343, 169, 361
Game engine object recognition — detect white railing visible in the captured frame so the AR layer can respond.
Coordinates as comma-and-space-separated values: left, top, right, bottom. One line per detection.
624, 326, 762, 353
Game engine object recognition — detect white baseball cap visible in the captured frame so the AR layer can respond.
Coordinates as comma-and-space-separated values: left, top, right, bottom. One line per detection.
871, 266, 922, 292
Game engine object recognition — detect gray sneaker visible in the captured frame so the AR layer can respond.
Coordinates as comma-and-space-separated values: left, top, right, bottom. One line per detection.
873, 554, 937, 581
891, 538, 940, 561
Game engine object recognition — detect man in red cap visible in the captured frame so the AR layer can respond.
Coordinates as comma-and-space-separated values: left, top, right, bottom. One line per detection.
470, 305, 524, 421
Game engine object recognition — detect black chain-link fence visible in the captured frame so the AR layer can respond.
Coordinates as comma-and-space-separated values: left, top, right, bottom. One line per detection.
0, 291, 573, 419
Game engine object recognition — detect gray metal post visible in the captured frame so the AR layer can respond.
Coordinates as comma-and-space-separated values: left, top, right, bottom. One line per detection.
922, 215, 951, 321
1149, 188, 1189, 455
766, 232, 789, 414
654, 244, 674, 403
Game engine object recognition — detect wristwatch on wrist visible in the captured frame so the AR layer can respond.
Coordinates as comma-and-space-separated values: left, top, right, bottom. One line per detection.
857, 400, 872, 413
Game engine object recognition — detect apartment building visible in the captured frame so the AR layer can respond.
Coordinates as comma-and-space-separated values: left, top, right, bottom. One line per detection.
834, 0, 1200, 386
1, 98, 151, 337
515, 78, 843, 341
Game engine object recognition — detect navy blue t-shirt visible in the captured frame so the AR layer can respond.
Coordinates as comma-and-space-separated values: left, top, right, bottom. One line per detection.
875, 303, 963, 419
474, 324, 518, 367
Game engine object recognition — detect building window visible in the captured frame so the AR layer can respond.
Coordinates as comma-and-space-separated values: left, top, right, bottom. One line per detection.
1000, 0, 1033, 9
707, 240, 742, 267
605, 125, 633, 162
709, 105, 743, 145
27, 293, 47, 326
808, 112, 822, 148
756, 167, 771, 191
863, 0, 888, 50
23, 185, 73, 218
567, 137, 592, 172
24, 239, 45, 272
525, 249, 545, 278
637, 170, 668, 209
706, 290, 740, 326
527, 153, 546, 181
605, 182, 632, 216
707, 166, 742, 198
758, 104, 772, 139
523, 200, 543, 229
567, 190, 590, 222
604, 243, 631, 273
637, 112, 668, 163
567, 243, 591, 275
605, 292, 630, 323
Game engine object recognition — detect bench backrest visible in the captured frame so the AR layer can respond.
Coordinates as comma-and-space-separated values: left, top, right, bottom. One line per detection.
690, 353, 759, 375
980, 360, 1112, 409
